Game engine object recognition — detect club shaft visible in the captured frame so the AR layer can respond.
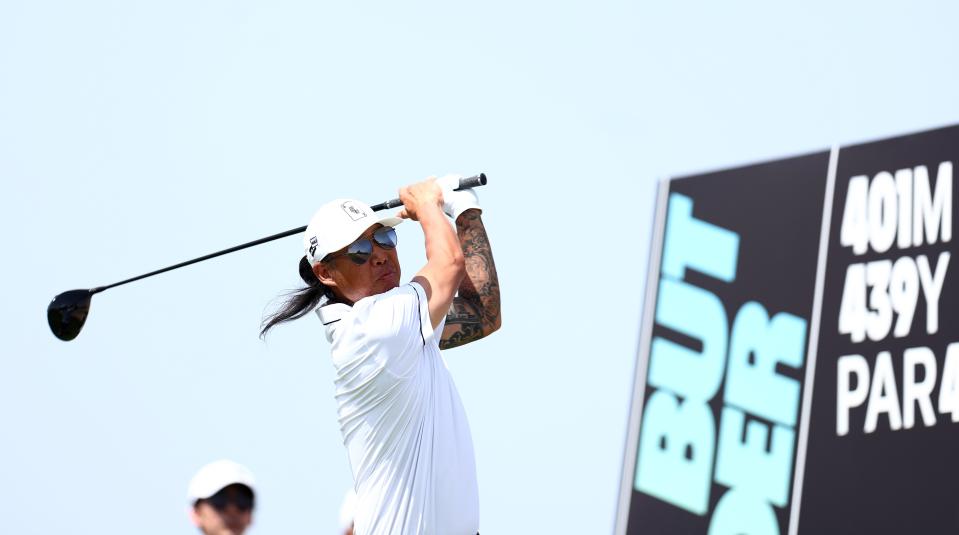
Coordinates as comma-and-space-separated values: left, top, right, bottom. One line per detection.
92, 225, 307, 294
91, 173, 487, 294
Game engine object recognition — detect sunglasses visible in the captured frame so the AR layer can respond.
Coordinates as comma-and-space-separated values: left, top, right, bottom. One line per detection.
201, 485, 255, 512
325, 226, 398, 265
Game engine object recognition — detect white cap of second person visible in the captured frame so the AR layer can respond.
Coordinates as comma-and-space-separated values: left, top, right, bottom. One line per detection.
187, 460, 256, 503
339, 488, 357, 530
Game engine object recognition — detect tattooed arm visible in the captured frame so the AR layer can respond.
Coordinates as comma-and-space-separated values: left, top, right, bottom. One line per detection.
439, 209, 501, 350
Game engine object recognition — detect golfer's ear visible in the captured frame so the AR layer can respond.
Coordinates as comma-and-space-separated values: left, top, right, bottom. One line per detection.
314, 263, 337, 287
188, 505, 201, 527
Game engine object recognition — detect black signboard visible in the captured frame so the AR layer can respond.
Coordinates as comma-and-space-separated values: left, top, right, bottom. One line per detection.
618, 125, 959, 535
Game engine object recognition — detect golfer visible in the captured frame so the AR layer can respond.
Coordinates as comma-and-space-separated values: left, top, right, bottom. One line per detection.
187, 459, 256, 535
261, 176, 500, 534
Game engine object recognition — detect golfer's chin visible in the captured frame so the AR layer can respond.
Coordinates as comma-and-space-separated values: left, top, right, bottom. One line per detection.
373, 275, 401, 294
213, 526, 246, 535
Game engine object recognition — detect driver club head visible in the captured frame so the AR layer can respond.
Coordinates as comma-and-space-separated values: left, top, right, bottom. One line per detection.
47, 289, 93, 341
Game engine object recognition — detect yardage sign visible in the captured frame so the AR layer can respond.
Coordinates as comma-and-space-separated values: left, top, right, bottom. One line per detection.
617, 124, 959, 535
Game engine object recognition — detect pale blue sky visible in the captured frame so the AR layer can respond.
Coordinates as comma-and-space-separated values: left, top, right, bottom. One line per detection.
2, 1, 958, 534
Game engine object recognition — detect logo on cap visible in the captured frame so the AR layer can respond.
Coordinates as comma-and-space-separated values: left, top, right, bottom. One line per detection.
309, 236, 318, 257
341, 201, 368, 221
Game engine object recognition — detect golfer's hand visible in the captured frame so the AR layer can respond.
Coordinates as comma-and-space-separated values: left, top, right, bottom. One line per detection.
437, 174, 482, 220
397, 178, 444, 221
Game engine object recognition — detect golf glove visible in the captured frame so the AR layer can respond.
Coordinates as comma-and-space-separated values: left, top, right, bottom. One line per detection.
437, 174, 482, 220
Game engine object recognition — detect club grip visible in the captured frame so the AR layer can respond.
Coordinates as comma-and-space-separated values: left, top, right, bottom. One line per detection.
372, 198, 405, 211
370, 173, 487, 212
456, 173, 487, 190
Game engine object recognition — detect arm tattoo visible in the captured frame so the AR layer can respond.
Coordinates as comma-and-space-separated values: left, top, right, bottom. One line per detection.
439, 297, 484, 350
439, 210, 501, 350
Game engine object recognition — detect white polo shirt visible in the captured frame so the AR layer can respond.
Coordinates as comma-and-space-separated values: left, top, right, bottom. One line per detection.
317, 282, 479, 535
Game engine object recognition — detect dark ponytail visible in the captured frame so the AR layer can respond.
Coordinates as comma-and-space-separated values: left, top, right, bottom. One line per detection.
260, 256, 332, 338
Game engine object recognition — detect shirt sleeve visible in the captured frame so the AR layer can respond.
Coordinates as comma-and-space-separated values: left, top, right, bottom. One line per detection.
410, 280, 446, 343
360, 282, 440, 350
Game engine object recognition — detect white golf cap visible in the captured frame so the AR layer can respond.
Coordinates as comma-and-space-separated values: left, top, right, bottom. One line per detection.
187, 460, 256, 503
304, 198, 403, 266
339, 488, 357, 531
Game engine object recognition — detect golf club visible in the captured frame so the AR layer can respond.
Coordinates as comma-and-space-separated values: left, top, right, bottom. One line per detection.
47, 173, 488, 341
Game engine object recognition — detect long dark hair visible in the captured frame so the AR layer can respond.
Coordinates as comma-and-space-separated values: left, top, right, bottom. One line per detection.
260, 256, 332, 338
